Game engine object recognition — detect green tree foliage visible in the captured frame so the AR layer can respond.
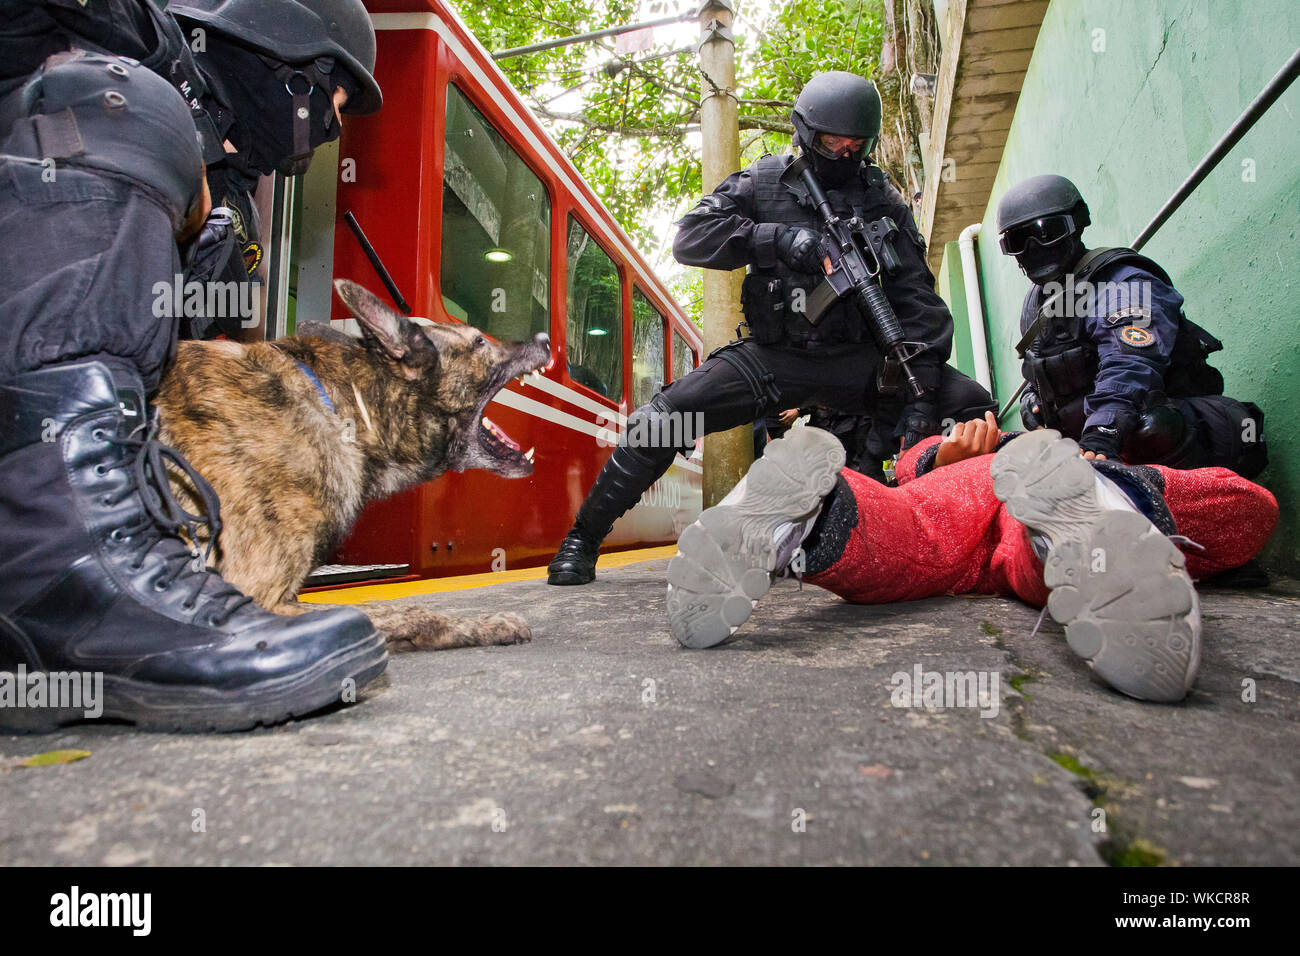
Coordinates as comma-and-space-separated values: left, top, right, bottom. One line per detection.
457, 0, 883, 264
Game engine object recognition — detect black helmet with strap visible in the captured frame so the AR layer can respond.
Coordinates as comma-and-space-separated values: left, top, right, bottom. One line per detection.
169, 0, 381, 115
790, 72, 881, 187
996, 174, 1091, 234
791, 71, 881, 155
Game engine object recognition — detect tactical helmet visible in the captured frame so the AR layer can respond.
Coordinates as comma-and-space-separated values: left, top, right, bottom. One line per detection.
996, 174, 1090, 235
791, 72, 882, 157
169, 0, 381, 114
997, 175, 1091, 284
0, 51, 203, 232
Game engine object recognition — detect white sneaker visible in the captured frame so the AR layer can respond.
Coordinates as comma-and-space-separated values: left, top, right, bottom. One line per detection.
666, 426, 845, 648
990, 430, 1200, 702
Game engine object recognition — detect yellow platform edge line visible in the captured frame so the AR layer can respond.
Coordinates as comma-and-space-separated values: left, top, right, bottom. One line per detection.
300, 544, 679, 604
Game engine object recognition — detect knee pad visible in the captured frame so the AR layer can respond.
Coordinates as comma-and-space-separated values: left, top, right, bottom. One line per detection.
1125, 402, 1188, 463
1, 51, 204, 232
621, 392, 698, 462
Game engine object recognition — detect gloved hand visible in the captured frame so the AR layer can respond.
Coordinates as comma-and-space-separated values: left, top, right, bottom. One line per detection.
1079, 423, 1122, 460
184, 206, 239, 286
1020, 388, 1044, 430
898, 399, 939, 450
775, 226, 825, 274
179, 207, 248, 340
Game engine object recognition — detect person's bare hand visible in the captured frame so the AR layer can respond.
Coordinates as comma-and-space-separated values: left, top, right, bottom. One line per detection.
778, 407, 800, 427
934, 411, 1001, 468
1081, 450, 1108, 460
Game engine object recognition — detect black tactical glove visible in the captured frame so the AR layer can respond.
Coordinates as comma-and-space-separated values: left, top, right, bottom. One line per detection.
898, 400, 939, 450
1079, 423, 1123, 459
180, 207, 249, 340
775, 226, 825, 274
1020, 388, 1044, 430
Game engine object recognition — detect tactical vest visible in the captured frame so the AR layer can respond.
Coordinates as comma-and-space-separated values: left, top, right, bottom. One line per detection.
1019, 247, 1224, 432
743, 154, 893, 348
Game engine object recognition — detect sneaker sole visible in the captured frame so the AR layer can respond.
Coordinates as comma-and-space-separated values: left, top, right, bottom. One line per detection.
0, 631, 388, 734
667, 427, 845, 649
990, 430, 1200, 702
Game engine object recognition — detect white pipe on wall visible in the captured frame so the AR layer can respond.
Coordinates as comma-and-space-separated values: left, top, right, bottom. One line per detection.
958, 222, 993, 394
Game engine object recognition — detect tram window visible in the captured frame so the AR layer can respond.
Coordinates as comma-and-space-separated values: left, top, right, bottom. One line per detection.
441, 84, 549, 341
565, 217, 622, 401
632, 289, 666, 408
672, 330, 697, 381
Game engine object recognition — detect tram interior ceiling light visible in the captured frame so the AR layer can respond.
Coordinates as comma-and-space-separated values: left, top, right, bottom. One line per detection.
485, 247, 513, 262
587, 327, 609, 336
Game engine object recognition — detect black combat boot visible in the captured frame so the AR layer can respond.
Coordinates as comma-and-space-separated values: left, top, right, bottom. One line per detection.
0, 361, 388, 733
547, 443, 672, 585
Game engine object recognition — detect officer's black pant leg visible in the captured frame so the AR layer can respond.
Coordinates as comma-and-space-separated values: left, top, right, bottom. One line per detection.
570, 342, 783, 541
0, 161, 180, 393
1165, 396, 1268, 479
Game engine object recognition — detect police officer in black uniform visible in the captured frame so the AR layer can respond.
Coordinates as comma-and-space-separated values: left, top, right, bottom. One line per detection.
0, 1, 387, 732
2, 0, 383, 339
548, 72, 994, 586
999, 174, 1267, 476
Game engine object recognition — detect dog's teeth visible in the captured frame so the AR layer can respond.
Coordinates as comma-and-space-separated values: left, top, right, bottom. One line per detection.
524, 447, 535, 462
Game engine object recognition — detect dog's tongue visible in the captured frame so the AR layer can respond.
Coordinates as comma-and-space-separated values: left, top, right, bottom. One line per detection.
482, 416, 521, 452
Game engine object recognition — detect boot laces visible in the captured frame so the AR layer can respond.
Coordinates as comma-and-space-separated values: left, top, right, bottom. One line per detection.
101, 414, 253, 626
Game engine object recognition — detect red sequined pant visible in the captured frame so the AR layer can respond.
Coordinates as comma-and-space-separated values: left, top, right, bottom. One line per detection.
806, 436, 1278, 608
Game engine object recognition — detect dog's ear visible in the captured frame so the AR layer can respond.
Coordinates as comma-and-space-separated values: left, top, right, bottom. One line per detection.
334, 279, 439, 380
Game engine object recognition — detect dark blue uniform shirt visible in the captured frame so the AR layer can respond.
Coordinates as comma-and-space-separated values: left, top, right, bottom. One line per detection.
1079, 261, 1184, 436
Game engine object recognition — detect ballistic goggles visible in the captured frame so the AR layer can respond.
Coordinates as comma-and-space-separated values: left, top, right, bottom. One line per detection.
999, 214, 1078, 256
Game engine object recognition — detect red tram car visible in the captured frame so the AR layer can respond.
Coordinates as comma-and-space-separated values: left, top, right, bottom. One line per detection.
276, 0, 703, 587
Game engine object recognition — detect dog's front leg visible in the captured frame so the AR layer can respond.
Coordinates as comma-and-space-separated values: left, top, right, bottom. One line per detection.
357, 603, 532, 652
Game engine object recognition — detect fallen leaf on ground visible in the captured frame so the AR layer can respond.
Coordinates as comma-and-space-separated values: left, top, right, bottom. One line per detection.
19, 750, 91, 768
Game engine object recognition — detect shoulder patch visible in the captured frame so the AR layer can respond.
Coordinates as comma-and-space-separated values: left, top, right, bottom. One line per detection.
1104, 304, 1152, 327
1118, 325, 1155, 348
242, 241, 263, 275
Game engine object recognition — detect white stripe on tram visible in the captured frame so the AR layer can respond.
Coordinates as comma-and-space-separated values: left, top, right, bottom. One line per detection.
489, 388, 703, 475
518, 373, 628, 426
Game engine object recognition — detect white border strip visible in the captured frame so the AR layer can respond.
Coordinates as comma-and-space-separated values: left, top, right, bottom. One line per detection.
490, 388, 703, 474
520, 373, 628, 426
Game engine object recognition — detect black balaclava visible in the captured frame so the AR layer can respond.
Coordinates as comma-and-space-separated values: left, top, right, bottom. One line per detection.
1014, 233, 1086, 286
801, 131, 865, 188
197, 34, 348, 177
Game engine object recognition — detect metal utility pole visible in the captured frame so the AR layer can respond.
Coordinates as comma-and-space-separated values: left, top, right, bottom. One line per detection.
697, 0, 751, 507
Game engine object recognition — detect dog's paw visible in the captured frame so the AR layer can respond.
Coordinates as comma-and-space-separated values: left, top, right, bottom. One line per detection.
474, 612, 532, 646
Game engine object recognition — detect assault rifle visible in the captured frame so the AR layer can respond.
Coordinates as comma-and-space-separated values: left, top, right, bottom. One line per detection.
796, 159, 927, 399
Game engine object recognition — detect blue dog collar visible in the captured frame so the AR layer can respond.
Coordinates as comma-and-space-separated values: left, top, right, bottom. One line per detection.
294, 360, 335, 414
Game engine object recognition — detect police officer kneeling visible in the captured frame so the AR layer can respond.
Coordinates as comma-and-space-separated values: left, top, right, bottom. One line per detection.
999, 174, 1267, 477
548, 72, 994, 586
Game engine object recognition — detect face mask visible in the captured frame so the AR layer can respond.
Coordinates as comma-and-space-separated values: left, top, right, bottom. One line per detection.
802, 132, 875, 188
199, 36, 344, 177
1014, 234, 1085, 285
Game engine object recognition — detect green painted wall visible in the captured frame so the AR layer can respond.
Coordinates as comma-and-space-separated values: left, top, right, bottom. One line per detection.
937, 239, 978, 381
968, 0, 1300, 572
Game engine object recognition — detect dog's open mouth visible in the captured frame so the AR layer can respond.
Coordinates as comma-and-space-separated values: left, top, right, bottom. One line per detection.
480, 415, 534, 466
457, 337, 550, 476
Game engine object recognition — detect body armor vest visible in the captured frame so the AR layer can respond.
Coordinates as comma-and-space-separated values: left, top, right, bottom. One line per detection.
1020, 247, 1225, 432
744, 154, 892, 349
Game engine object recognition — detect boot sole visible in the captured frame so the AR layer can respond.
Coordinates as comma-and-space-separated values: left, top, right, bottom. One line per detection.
990, 430, 1200, 702
667, 427, 844, 649
0, 631, 388, 734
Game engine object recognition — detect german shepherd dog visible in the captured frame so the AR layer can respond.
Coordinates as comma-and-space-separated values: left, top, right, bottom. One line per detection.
153, 279, 550, 650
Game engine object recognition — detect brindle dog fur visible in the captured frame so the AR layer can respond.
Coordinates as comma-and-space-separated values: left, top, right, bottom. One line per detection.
154, 279, 550, 651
